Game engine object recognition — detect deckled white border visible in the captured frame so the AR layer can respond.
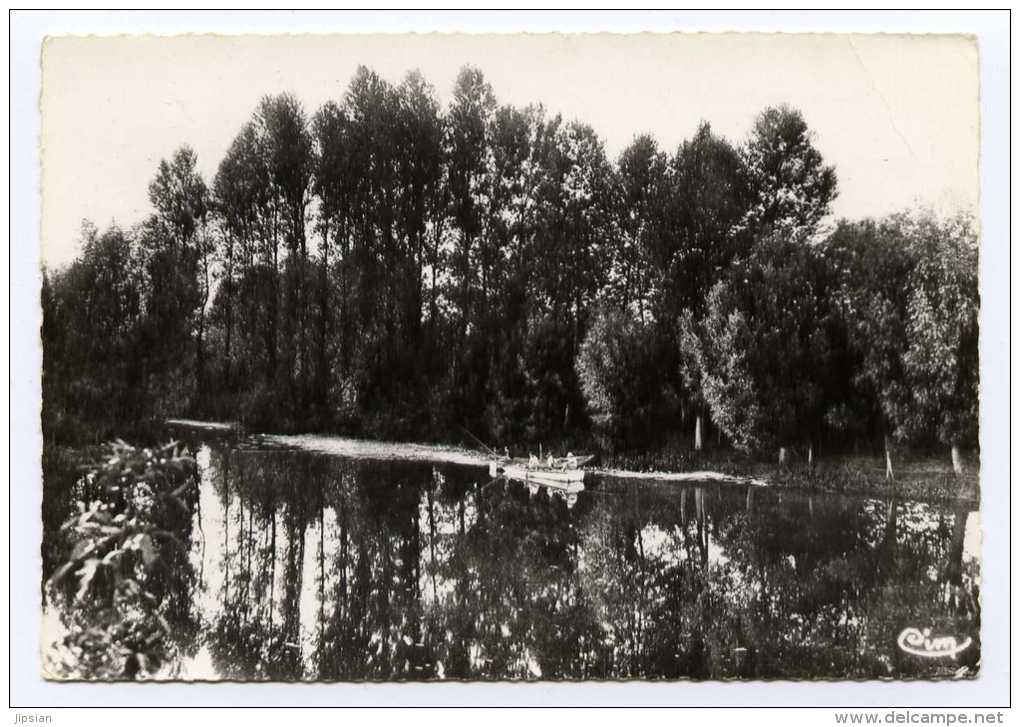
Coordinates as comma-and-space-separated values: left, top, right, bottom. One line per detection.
9, 9, 1010, 708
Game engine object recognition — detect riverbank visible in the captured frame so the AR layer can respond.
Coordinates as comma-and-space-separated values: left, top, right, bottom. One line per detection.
165, 418, 238, 431
595, 446, 978, 503
270, 433, 768, 487
160, 420, 977, 502
736, 456, 977, 503
266, 432, 491, 467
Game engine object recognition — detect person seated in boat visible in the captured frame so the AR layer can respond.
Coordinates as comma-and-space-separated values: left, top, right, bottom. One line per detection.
547, 453, 555, 468
503, 446, 510, 460
566, 452, 578, 469
529, 453, 539, 468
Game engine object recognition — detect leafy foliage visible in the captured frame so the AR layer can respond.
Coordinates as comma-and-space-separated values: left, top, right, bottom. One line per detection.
825, 212, 979, 451
44, 441, 198, 679
898, 215, 979, 447
691, 232, 838, 454
42, 225, 146, 442
740, 105, 837, 236
576, 308, 665, 445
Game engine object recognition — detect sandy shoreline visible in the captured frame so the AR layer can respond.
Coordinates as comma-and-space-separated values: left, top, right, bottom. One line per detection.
167, 421, 766, 485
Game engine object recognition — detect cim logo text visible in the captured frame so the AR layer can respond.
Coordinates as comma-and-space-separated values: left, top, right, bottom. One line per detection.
896, 627, 972, 658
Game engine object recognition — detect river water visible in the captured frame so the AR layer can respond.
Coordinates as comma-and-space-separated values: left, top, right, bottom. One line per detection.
44, 432, 981, 681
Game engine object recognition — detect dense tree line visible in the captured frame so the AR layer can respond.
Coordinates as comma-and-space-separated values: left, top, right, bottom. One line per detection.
41, 65, 979, 471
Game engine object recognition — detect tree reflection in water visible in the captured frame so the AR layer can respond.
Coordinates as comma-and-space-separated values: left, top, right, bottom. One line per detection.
171, 443, 979, 681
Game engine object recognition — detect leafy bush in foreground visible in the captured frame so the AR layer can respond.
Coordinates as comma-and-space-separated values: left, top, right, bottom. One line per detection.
44, 441, 197, 680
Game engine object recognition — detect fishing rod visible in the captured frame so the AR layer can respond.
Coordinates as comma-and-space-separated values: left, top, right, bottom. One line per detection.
460, 425, 500, 458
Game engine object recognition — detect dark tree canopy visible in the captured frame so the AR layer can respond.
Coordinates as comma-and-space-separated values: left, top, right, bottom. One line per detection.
41, 66, 977, 475
689, 232, 838, 454
741, 105, 838, 236
824, 211, 979, 453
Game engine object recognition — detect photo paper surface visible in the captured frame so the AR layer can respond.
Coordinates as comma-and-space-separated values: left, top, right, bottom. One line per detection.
38, 32, 980, 682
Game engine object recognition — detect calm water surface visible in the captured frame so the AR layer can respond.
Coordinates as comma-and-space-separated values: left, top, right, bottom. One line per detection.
47, 434, 982, 681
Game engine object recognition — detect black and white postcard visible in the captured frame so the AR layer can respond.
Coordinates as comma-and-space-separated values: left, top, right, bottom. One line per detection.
35, 30, 984, 684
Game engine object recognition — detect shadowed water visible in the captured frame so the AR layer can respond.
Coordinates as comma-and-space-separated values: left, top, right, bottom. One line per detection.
45, 436, 981, 681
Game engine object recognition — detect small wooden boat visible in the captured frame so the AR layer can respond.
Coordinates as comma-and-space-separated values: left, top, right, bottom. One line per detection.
488, 455, 594, 490
492, 468, 585, 494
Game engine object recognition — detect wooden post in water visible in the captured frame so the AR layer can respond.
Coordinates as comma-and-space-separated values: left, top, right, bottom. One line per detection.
318, 503, 325, 645
951, 444, 963, 475
884, 435, 895, 481
694, 415, 703, 451
944, 503, 969, 586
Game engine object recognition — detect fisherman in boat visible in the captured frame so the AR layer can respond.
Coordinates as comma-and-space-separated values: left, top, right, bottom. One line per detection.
547, 453, 555, 468
529, 453, 539, 468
